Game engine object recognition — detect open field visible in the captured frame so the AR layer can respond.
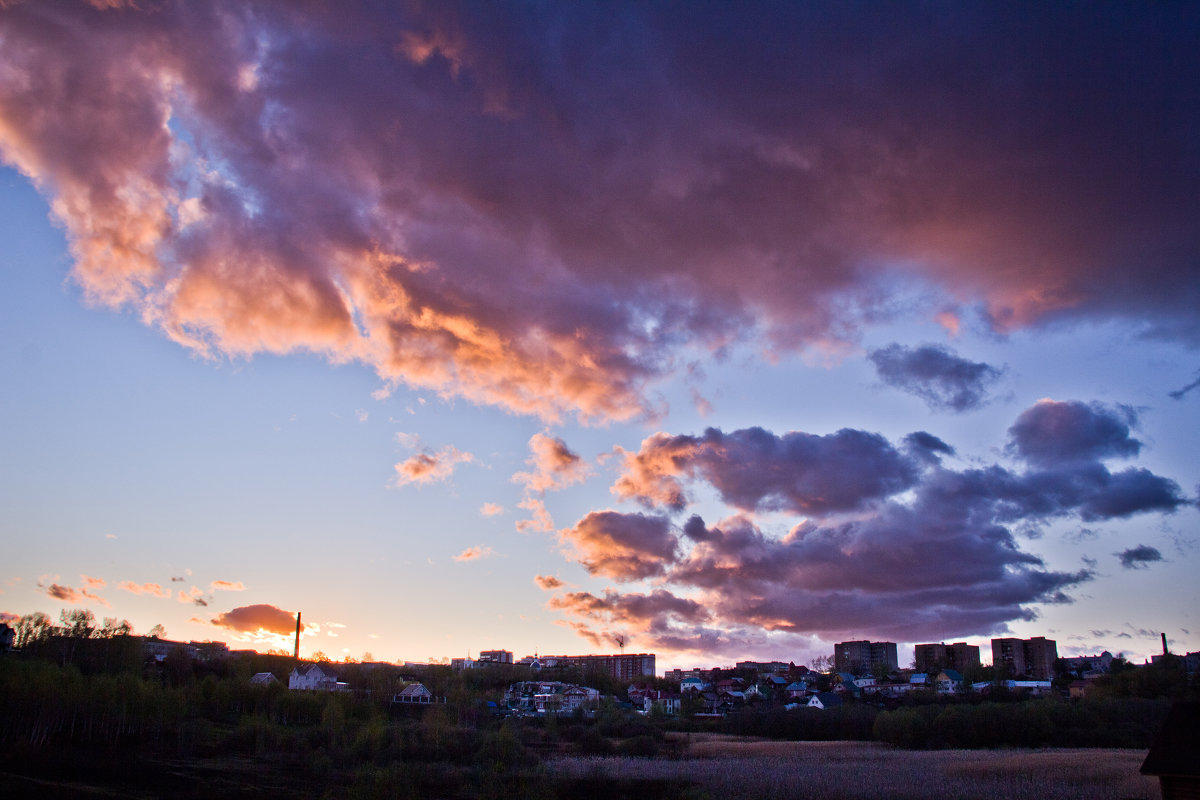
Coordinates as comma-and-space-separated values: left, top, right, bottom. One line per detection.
547, 736, 1158, 800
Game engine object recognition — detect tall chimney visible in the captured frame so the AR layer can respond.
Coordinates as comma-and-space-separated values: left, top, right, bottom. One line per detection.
294, 612, 302, 660
1161, 632, 1168, 656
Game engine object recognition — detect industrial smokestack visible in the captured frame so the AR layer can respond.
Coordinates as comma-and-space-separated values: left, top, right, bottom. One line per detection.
294, 612, 302, 660
1161, 632, 1168, 656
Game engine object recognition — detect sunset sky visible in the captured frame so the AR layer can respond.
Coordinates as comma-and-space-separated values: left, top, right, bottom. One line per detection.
1, 1, 1197, 672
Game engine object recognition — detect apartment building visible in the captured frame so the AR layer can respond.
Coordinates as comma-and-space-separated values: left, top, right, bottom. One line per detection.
539, 652, 656, 680
914, 642, 981, 674
834, 640, 898, 674
991, 636, 1057, 680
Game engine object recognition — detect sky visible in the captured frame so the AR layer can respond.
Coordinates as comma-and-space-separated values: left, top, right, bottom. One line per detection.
1, 1, 1198, 673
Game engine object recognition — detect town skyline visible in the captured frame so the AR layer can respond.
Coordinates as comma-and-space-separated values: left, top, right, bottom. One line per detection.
1, 2, 1198, 674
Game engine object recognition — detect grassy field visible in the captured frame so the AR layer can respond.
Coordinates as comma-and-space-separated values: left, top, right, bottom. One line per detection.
546, 736, 1158, 800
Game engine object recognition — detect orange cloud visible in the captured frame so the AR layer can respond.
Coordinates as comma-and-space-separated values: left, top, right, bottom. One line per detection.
534, 575, 564, 591
211, 604, 301, 635
209, 580, 245, 592
81, 575, 106, 589
117, 581, 170, 598
480, 502, 504, 517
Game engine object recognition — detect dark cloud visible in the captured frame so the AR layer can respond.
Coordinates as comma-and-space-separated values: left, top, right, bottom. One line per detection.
614, 427, 921, 514
46, 584, 81, 603
211, 604, 301, 635
550, 589, 711, 629
869, 344, 1003, 412
1169, 372, 1200, 400
1116, 545, 1164, 569
904, 431, 956, 465
1007, 401, 1142, 467
0, 4, 1197, 422
44, 582, 109, 607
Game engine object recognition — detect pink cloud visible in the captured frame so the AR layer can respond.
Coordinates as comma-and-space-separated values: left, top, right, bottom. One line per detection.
513, 433, 591, 494
393, 445, 475, 486
209, 580, 245, 592
515, 497, 554, 533
479, 502, 504, 517
453, 545, 496, 562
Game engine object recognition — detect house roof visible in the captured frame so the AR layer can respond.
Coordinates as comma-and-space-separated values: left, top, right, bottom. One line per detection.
939, 669, 964, 681
809, 692, 843, 707
399, 682, 432, 696
1141, 702, 1200, 778
293, 664, 336, 678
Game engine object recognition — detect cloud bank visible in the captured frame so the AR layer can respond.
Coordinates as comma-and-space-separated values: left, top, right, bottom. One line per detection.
550, 400, 1188, 656
1, 3, 1197, 422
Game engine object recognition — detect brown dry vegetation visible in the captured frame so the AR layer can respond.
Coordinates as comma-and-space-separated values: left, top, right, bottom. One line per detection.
547, 737, 1158, 800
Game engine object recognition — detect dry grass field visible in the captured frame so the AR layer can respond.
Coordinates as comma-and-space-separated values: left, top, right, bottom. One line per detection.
547, 735, 1158, 800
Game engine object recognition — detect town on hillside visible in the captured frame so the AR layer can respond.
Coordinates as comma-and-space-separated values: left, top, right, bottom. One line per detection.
4, 613, 1196, 719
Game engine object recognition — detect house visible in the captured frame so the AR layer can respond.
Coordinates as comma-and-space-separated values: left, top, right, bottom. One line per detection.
533, 684, 599, 714
832, 673, 862, 696
936, 669, 964, 694
680, 676, 707, 693
289, 663, 349, 691
395, 682, 434, 703
627, 682, 653, 704
249, 672, 279, 686
1140, 702, 1200, 800
641, 690, 681, 716
807, 692, 843, 710
785, 681, 809, 699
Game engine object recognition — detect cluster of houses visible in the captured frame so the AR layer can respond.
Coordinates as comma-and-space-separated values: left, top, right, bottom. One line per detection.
503, 680, 601, 715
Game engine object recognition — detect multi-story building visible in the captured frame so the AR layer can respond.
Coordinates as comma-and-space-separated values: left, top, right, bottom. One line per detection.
1060, 651, 1113, 676
991, 636, 1057, 680
914, 642, 981, 674
538, 652, 656, 680
478, 649, 514, 664
834, 640, 898, 674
